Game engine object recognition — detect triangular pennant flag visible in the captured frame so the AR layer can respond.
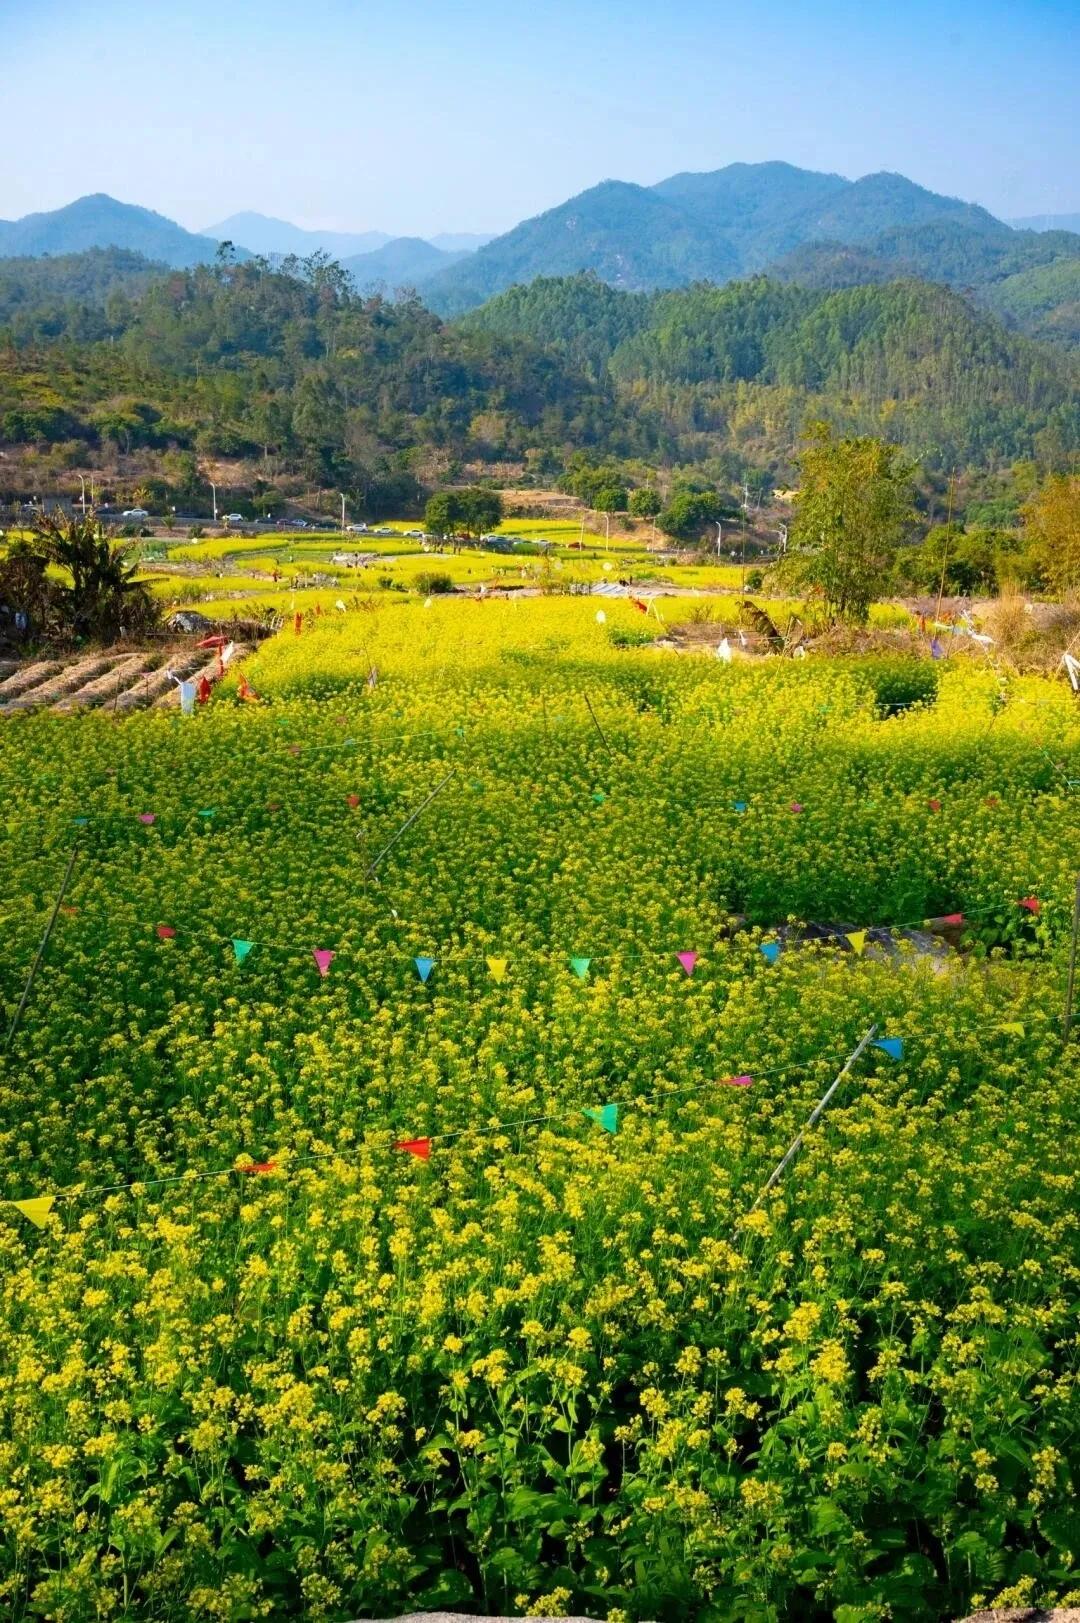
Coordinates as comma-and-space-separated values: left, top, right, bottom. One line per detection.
232, 938, 253, 965
930, 638, 945, 659
759, 941, 780, 965
677, 951, 698, 976
999, 1021, 1025, 1037
874, 1037, 903, 1060
198, 808, 216, 819
179, 680, 196, 716
346, 793, 360, 808
592, 790, 606, 805
733, 800, 748, 813
569, 956, 591, 980
414, 956, 435, 983
138, 813, 156, 825
312, 949, 334, 978
394, 1137, 431, 1160
486, 957, 508, 983
790, 801, 804, 814
1018, 896, 1041, 914
928, 798, 942, 813
595, 610, 606, 624
10, 1196, 55, 1229
72, 816, 89, 826
156, 924, 176, 940
846, 931, 867, 956
720, 1074, 753, 1087
583, 1104, 618, 1133
936, 912, 965, 926
239, 1160, 277, 1174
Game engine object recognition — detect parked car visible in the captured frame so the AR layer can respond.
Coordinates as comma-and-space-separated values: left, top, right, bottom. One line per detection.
122, 507, 149, 519
223, 513, 246, 523
345, 523, 368, 533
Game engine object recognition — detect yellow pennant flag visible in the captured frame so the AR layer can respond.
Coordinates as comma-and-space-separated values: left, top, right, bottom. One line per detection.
10, 1196, 55, 1229
846, 931, 867, 956
999, 1021, 1025, 1037
487, 957, 508, 983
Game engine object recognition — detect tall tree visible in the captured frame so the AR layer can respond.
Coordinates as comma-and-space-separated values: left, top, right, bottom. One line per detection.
784, 422, 915, 623
1023, 473, 1080, 594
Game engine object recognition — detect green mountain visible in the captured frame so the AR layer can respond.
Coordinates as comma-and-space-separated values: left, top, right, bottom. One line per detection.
463, 273, 1080, 468
0, 248, 165, 341
342, 236, 467, 290
979, 258, 1080, 348
421, 163, 1021, 314
0, 195, 236, 268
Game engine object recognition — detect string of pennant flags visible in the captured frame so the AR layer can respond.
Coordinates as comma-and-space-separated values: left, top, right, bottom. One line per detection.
7, 1013, 1039, 1230
20, 887, 1049, 989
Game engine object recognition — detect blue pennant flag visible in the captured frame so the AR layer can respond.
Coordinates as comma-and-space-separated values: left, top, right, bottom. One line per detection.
874, 1037, 903, 1060
733, 801, 748, 813
759, 941, 780, 965
414, 956, 435, 984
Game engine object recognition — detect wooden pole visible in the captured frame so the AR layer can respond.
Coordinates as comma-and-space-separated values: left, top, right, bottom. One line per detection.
4, 845, 79, 1051
746, 1024, 878, 1214
1063, 875, 1080, 1043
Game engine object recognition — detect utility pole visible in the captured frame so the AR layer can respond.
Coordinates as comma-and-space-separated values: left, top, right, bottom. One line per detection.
78, 475, 87, 516
716, 521, 723, 559
340, 493, 346, 533
210, 480, 218, 522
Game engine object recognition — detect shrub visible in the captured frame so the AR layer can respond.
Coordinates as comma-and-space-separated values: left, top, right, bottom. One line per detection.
414, 571, 454, 595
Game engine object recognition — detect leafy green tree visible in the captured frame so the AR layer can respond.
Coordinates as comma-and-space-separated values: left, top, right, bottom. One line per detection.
457, 487, 504, 540
657, 488, 721, 541
783, 423, 915, 623
1023, 474, 1080, 595
628, 487, 661, 518
424, 491, 463, 541
593, 485, 627, 513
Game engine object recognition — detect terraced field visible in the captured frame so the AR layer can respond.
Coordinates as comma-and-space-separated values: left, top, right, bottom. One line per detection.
0, 644, 249, 714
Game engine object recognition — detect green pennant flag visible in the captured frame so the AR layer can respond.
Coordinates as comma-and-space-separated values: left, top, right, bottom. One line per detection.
198, 808, 216, 819
569, 956, 591, 980
583, 1104, 618, 1134
232, 939, 253, 965
592, 790, 606, 805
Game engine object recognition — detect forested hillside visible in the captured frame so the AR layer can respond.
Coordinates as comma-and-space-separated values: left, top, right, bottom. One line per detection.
465, 274, 1080, 468
1, 255, 1077, 508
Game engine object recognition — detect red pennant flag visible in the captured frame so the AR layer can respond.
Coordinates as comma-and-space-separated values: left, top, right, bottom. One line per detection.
267, 800, 281, 812
61, 904, 79, 916
288, 743, 301, 757
237, 675, 260, 703
346, 793, 360, 808
239, 1160, 277, 1174
928, 798, 942, 813
294, 612, 303, 636
394, 1138, 431, 1160
156, 924, 176, 940
939, 913, 964, 925
985, 795, 999, 807
1018, 897, 1040, 914
676, 951, 698, 976
312, 949, 334, 977
631, 597, 649, 614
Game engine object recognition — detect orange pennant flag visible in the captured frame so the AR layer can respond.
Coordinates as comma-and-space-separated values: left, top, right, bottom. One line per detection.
394, 1138, 431, 1160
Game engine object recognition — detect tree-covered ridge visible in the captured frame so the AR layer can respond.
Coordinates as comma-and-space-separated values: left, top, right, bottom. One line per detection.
979, 258, 1080, 348
0, 247, 166, 342
465, 274, 1080, 468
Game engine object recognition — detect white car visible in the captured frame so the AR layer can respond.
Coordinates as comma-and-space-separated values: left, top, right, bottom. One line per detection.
345, 523, 368, 533
223, 513, 246, 523
122, 507, 149, 519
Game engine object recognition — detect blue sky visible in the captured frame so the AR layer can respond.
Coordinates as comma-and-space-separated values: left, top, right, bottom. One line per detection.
5, 0, 1078, 234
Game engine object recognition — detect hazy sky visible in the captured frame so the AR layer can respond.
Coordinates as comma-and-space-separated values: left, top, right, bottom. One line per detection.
6, 0, 1078, 234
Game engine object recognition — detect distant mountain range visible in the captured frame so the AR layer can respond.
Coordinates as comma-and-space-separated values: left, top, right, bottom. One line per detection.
0, 194, 232, 268
1009, 212, 1080, 235
2, 171, 1077, 345
202, 210, 493, 260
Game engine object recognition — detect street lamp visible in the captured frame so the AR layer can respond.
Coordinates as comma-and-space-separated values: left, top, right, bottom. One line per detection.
78, 474, 88, 515
715, 521, 722, 558
340, 493, 346, 533
210, 481, 218, 522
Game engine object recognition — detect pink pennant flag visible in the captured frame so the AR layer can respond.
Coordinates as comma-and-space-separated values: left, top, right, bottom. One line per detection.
790, 801, 804, 814
267, 800, 281, 812
138, 813, 156, 825
312, 949, 335, 977
720, 1074, 753, 1087
676, 951, 698, 976
1018, 897, 1040, 914
939, 912, 964, 925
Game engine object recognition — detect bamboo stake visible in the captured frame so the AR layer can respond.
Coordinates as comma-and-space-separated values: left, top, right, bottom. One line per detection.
746, 1024, 878, 1214
4, 845, 79, 1051
1063, 876, 1080, 1043
583, 692, 614, 758
362, 769, 457, 879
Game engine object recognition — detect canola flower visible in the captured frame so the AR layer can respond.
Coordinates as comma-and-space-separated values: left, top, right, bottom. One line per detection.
0, 594, 1077, 1621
